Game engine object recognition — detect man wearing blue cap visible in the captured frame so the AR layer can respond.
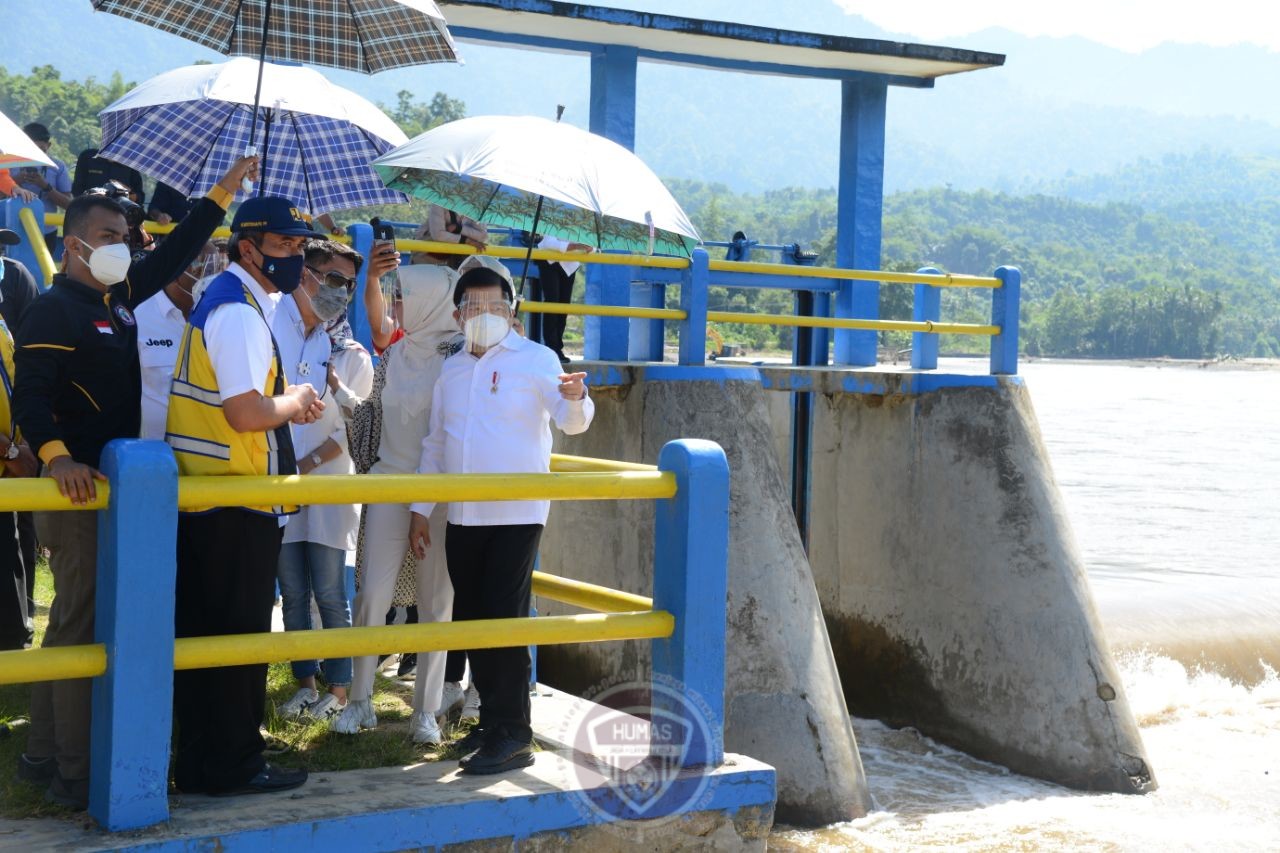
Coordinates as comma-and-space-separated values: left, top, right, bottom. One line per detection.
166, 196, 324, 797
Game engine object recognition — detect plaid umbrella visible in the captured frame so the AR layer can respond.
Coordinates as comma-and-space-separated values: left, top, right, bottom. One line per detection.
90, 0, 459, 73
98, 59, 409, 214
373, 115, 701, 258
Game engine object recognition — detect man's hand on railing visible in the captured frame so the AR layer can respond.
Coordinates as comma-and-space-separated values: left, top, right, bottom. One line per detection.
409, 511, 431, 560
47, 455, 106, 505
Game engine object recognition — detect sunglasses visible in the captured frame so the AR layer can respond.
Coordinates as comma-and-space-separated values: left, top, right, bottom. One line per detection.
307, 266, 357, 293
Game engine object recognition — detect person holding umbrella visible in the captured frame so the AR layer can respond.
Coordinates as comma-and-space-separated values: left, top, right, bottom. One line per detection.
12, 155, 259, 810
165, 196, 325, 797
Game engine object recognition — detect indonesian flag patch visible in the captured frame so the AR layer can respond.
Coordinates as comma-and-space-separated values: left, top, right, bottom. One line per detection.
94, 321, 113, 335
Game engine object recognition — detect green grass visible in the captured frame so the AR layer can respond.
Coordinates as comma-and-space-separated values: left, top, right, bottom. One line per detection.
0, 563, 473, 819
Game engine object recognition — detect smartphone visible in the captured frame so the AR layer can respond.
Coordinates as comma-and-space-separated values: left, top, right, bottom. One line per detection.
369, 217, 401, 305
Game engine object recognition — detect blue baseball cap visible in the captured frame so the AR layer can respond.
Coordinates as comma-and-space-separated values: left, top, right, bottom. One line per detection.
230, 196, 323, 237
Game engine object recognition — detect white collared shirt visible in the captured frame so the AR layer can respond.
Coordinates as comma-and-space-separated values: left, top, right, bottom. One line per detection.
135, 289, 186, 440
204, 263, 282, 401
412, 330, 594, 526
537, 235, 581, 276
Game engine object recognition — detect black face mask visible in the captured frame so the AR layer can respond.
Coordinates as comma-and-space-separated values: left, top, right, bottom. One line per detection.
254, 248, 305, 294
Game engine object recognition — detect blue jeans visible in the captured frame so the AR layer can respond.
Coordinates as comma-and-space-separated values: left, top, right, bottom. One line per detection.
277, 542, 352, 687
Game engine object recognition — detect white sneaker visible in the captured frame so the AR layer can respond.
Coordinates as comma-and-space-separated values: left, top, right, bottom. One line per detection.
438, 681, 465, 718
460, 684, 480, 721
277, 687, 319, 719
410, 710, 443, 745
308, 693, 345, 719
331, 698, 377, 734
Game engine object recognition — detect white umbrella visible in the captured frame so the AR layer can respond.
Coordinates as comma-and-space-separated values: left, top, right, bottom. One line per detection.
98, 59, 409, 213
0, 110, 55, 170
372, 115, 700, 258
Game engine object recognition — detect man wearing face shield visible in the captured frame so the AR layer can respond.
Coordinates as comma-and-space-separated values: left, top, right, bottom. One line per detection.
270, 239, 373, 723
11, 156, 258, 810
407, 264, 593, 776
164, 196, 325, 797
135, 242, 226, 440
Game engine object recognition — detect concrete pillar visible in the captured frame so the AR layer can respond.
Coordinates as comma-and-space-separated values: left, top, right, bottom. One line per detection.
538, 366, 870, 826
796, 371, 1155, 794
833, 80, 887, 367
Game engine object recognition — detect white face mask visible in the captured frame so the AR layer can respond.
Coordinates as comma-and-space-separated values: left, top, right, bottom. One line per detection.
77, 240, 132, 286
463, 312, 511, 351
191, 274, 217, 305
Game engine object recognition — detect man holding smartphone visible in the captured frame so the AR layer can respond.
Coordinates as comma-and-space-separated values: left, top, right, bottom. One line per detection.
10, 124, 72, 255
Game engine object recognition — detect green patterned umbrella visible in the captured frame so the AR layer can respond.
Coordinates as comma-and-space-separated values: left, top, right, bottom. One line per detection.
372, 115, 700, 257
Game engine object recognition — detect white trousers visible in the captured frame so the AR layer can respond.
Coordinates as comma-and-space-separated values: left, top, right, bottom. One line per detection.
350, 501, 452, 714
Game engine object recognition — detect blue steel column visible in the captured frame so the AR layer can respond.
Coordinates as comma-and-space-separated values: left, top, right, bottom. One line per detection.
89, 439, 178, 830
834, 79, 888, 366
911, 267, 942, 370
678, 249, 709, 366
990, 266, 1022, 375
585, 45, 640, 361
652, 438, 729, 767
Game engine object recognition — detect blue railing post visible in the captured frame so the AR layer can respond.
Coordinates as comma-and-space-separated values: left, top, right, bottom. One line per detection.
584, 260, 631, 361
990, 265, 1022, 375
89, 439, 178, 830
348, 222, 376, 353
652, 439, 729, 767
678, 249, 709, 366
911, 267, 942, 370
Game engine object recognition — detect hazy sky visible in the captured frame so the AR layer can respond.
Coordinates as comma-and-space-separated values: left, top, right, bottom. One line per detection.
836, 0, 1280, 52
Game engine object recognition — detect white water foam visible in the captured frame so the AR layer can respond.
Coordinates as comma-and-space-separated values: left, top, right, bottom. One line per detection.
773, 652, 1280, 851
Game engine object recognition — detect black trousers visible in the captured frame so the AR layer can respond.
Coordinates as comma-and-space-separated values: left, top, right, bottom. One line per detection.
533, 261, 576, 356
0, 510, 30, 650
174, 509, 282, 792
445, 522, 542, 743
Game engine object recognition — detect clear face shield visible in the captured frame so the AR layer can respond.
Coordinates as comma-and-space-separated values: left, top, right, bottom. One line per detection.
458, 292, 515, 351
188, 248, 229, 303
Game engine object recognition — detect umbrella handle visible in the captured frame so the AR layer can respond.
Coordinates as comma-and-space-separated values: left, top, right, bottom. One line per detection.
241, 144, 258, 194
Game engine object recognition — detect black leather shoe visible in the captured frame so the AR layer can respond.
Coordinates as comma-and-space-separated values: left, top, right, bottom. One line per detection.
45, 772, 89, 810
460, 734, 535, 776
397, 653, 418, 677
16, 753, 56, 785
208, 764, 308, 796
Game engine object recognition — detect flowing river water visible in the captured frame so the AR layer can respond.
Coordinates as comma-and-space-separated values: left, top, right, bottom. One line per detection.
772, 359, 1280, 851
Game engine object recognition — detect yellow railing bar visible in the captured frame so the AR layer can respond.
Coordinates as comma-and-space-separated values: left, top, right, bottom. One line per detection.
42, 213, 1001, 288
173, 612, 672, 670
0, 611, 672, 685
708, 258, 1002, 288
18, 208, 56, 287
521, 300, 685, 321
550, 453, 657, 473
532, 571, 653, 613
0, 643, 106, 685
0, 468, 672, 513
707, 309, 1000, 337
176, 471, 675, 509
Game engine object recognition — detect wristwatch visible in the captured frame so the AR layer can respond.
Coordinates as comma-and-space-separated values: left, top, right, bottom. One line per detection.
4, 441, 19, 461
309, 452, 323, 469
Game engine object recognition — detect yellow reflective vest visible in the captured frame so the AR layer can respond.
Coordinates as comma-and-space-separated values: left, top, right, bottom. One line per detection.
165, 271, 296, 515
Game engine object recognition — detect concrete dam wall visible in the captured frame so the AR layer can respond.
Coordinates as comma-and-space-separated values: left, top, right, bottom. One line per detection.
760, 368, 1155, 794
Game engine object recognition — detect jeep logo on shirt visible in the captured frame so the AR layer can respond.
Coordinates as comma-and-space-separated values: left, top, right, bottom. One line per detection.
145, 338, 174, 347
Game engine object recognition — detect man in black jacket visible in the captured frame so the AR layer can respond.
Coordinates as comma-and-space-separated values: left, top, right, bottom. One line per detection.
12, 155, 258, 810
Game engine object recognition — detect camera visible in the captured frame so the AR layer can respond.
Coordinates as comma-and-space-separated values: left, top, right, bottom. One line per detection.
88, 180, 145, 229
86, 180, 148, 255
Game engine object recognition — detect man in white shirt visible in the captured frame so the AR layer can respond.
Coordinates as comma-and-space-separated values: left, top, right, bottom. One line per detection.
408, 264, 592, 775
136, 241, 222, 439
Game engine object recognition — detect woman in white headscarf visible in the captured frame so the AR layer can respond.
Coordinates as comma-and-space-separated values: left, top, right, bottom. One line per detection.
332, 259, 462, 743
